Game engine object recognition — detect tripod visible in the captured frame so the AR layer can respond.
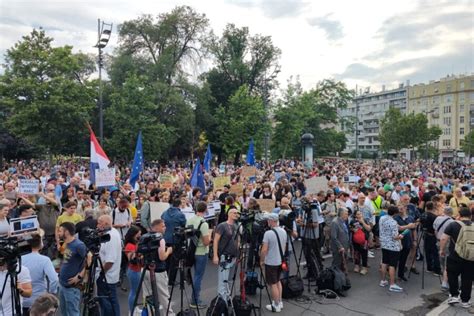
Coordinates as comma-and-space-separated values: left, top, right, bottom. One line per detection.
0, 261, 22, 316
82, 251, 116, 316
130, 262, 161, 316
167, 256, 200, 316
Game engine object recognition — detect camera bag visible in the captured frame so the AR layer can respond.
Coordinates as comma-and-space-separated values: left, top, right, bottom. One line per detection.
206, 296, 231, 316
232, 295, 253, 316
281, 275, 304, 299
244, 271, 259, 295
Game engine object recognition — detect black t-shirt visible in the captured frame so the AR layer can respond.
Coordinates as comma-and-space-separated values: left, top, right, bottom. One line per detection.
422, 212, 437, 234
219, 192, 229, 204
444, 219, 472, 261
422, 191, 436, 211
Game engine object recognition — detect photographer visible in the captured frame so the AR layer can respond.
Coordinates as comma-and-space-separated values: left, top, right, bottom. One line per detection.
96, 215, 122, 316
213, 206, 240, 301
260, 213, 287, 313
186, 201, 210, 309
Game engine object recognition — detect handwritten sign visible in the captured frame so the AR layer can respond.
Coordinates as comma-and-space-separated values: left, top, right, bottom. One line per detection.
95, 168, 116, 188
229, 183, 243, 196
150, 202, 170, 222
241, 166, 257, 178
256, 199, 275, 212
159, 174, 173, 189
19, 179, 40, 195
213, 176, 231, 190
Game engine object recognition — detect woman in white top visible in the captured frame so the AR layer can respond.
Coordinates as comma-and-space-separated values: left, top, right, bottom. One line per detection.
0, 203, 10, 236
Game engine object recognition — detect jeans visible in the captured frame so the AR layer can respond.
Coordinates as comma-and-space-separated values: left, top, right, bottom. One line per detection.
424, 234, 441, 273
127, 268, 141, 312
192, 254, 208, 304
96, 278, 120, 316
59, 284, 81, 316
218, 255, 235, 300
447, 257, 474, 302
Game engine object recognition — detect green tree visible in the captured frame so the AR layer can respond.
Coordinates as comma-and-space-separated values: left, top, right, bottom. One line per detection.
216, 85, 268, 162
0, 29, 96, 156
461, 130, 474, 159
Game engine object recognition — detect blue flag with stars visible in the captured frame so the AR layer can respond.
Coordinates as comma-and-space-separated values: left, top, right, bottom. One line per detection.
246, 138, 255, 166
130, 131, 143, 187
203, 144, 212, 172
190, 157, 206, 194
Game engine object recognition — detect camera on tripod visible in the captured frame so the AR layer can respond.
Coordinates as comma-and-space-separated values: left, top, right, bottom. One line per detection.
301, 198, 318, 220
137, 232, 162, 264
238, 209, 255, 226
82, 228, 111, 252
279, 211, 296, 231
173, 226, 198, 258
0, 236, 32, 270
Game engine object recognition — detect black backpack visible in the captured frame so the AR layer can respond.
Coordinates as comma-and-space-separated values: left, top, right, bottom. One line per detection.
281, 275, 304, 299
232, 296, 253, 316
185, 221, 205, 267
244, 271, 259, 295
316, 268, 336, 292
206, 296, 231, 316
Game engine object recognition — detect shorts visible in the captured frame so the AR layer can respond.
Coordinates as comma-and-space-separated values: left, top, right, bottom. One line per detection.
382, 249, 400, 267
265, 264, 282, 285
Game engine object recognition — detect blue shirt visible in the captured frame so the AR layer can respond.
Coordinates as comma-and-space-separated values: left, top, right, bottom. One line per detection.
22, 252, 59, 308
59, 238, 87, 287
394, 214, 414, 249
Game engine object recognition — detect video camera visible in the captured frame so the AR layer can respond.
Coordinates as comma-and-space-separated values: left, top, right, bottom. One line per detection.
137, 232, 162, 264
301, 198, 319, 221
0, 236, 32, 271
82, 228, 111, 253
238, 209, 255, 226
279, 210, 296, 231
173, 225, 198, 258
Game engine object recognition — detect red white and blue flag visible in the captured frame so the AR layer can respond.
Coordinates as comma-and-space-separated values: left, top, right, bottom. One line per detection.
89, 126, 110, 184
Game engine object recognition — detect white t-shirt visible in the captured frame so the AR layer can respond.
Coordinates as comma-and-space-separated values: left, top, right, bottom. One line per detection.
0, 265, 31, 316
262, 227, 287, 266
112, 208, 131, 239
97, 228, 122, 284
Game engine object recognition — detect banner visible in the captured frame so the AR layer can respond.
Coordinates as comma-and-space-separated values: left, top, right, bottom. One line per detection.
256, 199, 275, 212
95, 168, 116, 188
159, 174, 174, 189
241, 166, 257, 178
213, 176, 231, 190
150, 202, 170, 222
229, 183, 243, 196
19, 179, 40, 195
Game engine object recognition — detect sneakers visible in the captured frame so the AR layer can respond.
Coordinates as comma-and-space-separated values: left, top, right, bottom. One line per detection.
279, 301, 283, 309
389, 284, 403, 292
360, 268, 368, 275
189, 302, 207, 309
441, 283, 449, 291
368, 251, 375, 258
460, 301, 471, 308
379, 280, 389, 287
266, 303, 281, 313
354, 265, 360, 273
410, 267, 420, 275
447, 295, 460, 304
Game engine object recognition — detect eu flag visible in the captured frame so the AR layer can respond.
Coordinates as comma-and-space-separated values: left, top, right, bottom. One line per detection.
130, 131, 143, 187
203, 144, 212, 172
246, 138, 255, 166
190, 157, 206, 194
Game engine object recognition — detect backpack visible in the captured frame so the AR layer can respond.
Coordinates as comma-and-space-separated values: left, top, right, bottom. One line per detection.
206, 296, 231, 316
185, 220, 205, 267
232, 296, 253, 316
352, 228, 366, 245
454, 221, 474, 261
244, 271, 259, 295
317, 268, 335, 292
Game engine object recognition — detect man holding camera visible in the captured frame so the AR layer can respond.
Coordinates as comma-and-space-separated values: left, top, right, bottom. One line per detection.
96, 215, 122, 316
213, 206, 240, 301
187, 201, 210, 309
260, 213, 287, 313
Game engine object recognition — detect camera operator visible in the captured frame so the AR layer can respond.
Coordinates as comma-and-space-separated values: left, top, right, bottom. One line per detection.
57, 222, 86, 316
186, 201, 210, 309
213, 206, 240, 301
143, 219, 175, 316
96, 215, 122, 316
22, 233, 58, 316
0, 253, 32, 316
421, 202, 441, 275
260, 213, 287, 313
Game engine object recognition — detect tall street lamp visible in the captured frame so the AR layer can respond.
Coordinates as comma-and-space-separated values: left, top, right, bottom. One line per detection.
95, 19, 113, 145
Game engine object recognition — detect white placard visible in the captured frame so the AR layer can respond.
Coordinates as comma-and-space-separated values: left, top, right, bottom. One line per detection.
205, 200, 220, 219
19, 179, 39, 195
150, 202, 170, 222
95, 168, 116, 187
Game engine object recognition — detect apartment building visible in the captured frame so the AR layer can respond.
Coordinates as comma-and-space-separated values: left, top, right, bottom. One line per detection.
407, 74, 474, 160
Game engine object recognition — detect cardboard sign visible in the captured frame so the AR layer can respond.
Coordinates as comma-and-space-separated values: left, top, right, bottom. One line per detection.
256, 199, 275, 212
149, 202, 170, 222
229, 183, 243, 196
213, 176, 231, 190
241, 166, 257, 178
19, 179, 40, 195
159, 174, 173, 189
95, 168, 116, 188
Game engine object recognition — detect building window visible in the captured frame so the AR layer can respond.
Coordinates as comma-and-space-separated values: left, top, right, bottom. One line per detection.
445, 94, 453, 103
471, 80, 474, 88
460, 104, 464, 112
432, 96, 440, 104
447, 85, 452, 92
460, 93, 465, 102
460, 82, 465, 90
460, 128, 465, 135
443, 139, 451, 147
461, 116, 465, 123
443, 106, 451, 114
470, 92, 474, 100
443, 117, 451, 125
444, 128, 451, 135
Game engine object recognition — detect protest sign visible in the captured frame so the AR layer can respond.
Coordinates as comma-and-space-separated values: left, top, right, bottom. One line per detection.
19, 179, 40, 195
160, 174, 174, 189
241, 166, 257, 178
95, 168, 116, 188
229, 183, 243, 196
206, 200, 221, 220
256, 199, 275, 212
150, 202, 170, 222
213, 176, 231, 190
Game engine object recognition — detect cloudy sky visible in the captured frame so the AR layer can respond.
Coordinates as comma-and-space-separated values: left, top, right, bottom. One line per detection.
1, 0, 472, 92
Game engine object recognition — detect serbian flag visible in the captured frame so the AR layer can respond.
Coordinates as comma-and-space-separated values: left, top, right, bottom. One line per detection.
88, 126, 110, 184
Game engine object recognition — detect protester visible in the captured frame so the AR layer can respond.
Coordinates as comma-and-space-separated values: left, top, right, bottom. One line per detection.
330, 208, 350, 272
349, 209, 371, 275
124, 225, 142, 313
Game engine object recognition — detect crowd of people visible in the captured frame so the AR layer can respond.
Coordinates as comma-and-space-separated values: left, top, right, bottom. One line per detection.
0, 157, 473, 315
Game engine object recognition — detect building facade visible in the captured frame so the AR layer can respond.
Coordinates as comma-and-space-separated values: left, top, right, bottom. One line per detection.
407, 74, 474, 160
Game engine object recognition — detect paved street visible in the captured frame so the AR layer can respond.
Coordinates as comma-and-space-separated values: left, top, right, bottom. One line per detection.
116, 244, 472, 315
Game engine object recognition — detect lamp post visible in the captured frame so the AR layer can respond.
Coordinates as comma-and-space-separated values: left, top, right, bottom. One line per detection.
301, 133, 314, 170
95, 19, 113, 145
422, 108, 437, 161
